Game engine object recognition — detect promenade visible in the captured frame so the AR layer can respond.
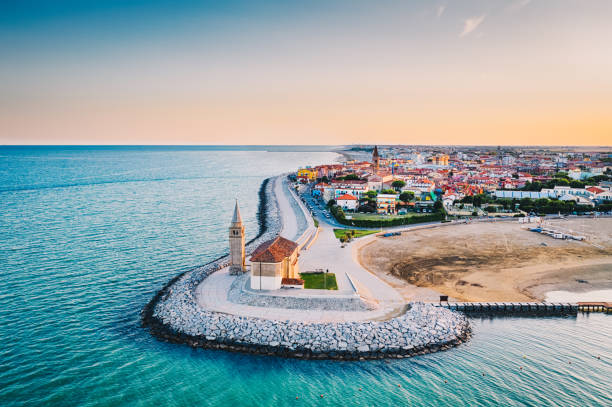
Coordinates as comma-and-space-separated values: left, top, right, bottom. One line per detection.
194, 175, 407, 322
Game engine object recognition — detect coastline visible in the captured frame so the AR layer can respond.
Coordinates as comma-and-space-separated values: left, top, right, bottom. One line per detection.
141, 175, 471, 360
359, 218, 612, 302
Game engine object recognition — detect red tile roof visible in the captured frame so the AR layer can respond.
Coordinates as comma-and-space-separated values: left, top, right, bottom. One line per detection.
337, 194, 358, 200
250, 235, 298, 263
587, 186, 605, 194
281, 277, 304, 286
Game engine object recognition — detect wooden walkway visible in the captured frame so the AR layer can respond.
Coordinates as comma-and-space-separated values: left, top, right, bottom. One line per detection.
434, 302, 611, 314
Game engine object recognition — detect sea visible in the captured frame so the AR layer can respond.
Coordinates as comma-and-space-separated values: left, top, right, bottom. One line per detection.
0, 146, 610, 407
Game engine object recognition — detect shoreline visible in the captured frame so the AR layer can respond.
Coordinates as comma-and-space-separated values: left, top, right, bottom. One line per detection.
359, 218, 612, 303
141, 175, 471, 360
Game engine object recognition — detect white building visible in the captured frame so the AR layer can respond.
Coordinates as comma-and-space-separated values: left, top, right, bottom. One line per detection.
336, 194, 358, 211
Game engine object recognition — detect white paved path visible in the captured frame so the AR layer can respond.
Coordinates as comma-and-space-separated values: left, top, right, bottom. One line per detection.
196, 267, 404, 322
274, 177, 299, 241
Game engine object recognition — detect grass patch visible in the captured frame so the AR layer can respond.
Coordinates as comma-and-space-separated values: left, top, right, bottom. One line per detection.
350, 212, 425, 221
333, 229, 378, 240
313, 217, 319, 227
299, 273, 338, 290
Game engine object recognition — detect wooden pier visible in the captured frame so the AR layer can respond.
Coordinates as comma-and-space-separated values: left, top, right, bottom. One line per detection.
577, 302, 611, 313
435, 302, 611, 315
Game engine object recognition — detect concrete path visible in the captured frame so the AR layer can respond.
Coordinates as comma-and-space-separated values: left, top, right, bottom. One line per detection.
196, 267, 404, 322
274, 177, 299, 241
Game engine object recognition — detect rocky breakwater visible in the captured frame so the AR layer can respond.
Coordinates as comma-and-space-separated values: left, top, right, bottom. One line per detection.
142, 176, 471, 360
153, 299, 470, 360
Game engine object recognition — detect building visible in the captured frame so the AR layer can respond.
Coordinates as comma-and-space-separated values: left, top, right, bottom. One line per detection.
376, 194, 397, 214
332, 179, 368, 200
336, 193, 358, 211
229, 200, 246, 274
372, 145, 380, 172
296, 168, 317, 183
250, 236, 300, 290
430, 154, 449, 166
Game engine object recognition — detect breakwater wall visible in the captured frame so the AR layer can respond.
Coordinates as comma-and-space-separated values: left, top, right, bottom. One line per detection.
142, 176, 471, 360
437, 302, 612, 315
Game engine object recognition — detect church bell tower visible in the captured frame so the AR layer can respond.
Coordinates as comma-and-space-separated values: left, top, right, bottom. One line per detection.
372, 145, 380, 173
229, 200, 246, 274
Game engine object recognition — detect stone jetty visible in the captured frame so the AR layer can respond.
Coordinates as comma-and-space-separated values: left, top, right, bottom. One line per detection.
142, 176, 471, 360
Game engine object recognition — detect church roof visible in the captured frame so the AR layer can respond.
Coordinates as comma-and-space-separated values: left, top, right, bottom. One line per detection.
250, 235, 298, 263
231, 200, 242, 224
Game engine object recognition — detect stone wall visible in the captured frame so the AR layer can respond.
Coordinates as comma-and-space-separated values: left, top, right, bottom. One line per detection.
142, 175, 471, 360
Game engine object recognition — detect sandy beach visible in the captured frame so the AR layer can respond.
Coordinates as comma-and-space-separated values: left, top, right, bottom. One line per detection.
359, 218, 612, 302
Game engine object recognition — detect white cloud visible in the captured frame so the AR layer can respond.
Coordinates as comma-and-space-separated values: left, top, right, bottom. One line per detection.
507, 0, 532, 12
436, 4, 446, 18
460, 15, 486, 37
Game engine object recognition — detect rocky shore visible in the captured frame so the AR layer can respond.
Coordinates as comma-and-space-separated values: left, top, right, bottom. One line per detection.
142, 175, 471, 360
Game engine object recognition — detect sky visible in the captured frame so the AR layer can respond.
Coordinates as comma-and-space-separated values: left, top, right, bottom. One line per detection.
1, 0, 611, 146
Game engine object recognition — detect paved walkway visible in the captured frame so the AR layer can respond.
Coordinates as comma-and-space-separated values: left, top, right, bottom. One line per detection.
274, 177, 299, 241
196, 268, 403, 322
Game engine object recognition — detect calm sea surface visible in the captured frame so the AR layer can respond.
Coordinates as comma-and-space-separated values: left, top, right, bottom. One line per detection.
0, 146, 610, 406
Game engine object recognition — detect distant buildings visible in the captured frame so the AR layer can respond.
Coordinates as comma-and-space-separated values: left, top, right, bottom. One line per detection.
376, 194, 397, 214
296, 167, 317, 183
296, 145, 611, 214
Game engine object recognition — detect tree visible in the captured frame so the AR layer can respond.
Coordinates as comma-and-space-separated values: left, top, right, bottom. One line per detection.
357, 204, 375, 213
327, 199, 336, 207
321, 176, 329, 183
399, 191, 414, 203
391, 180, 406, 191
433, 200, 444, 212
365, 190, 378, 198
381, 189, 396, 195
341, 174, 360, 180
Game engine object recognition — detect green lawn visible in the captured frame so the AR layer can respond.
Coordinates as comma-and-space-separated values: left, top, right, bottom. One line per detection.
350, 212, 424, 221
333, 229, 378, 240
299, 273, 338, 290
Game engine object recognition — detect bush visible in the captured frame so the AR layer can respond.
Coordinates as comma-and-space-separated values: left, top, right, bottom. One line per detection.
330, 204, 444, 227
357, 204, 375, 213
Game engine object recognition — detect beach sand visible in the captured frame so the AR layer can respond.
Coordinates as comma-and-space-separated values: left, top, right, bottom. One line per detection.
358, 218, 612, 302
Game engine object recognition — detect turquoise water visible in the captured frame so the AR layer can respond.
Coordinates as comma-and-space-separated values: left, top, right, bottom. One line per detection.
1, 146, 610, 406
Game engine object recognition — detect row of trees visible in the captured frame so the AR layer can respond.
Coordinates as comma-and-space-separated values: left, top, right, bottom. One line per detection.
329, 199, 446, 228
519, 174, 610, 191
459, 193, 610, 214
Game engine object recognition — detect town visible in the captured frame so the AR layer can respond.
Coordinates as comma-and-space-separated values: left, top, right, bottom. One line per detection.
294, 146, 612, 226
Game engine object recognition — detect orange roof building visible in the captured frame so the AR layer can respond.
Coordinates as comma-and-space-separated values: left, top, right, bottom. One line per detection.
250, 236, 300, 290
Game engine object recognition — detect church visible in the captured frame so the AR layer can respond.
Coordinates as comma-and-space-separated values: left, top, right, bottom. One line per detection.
228, 201, 300, 290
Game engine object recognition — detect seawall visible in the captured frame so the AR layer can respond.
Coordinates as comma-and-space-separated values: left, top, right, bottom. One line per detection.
142, 175, 471, 360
